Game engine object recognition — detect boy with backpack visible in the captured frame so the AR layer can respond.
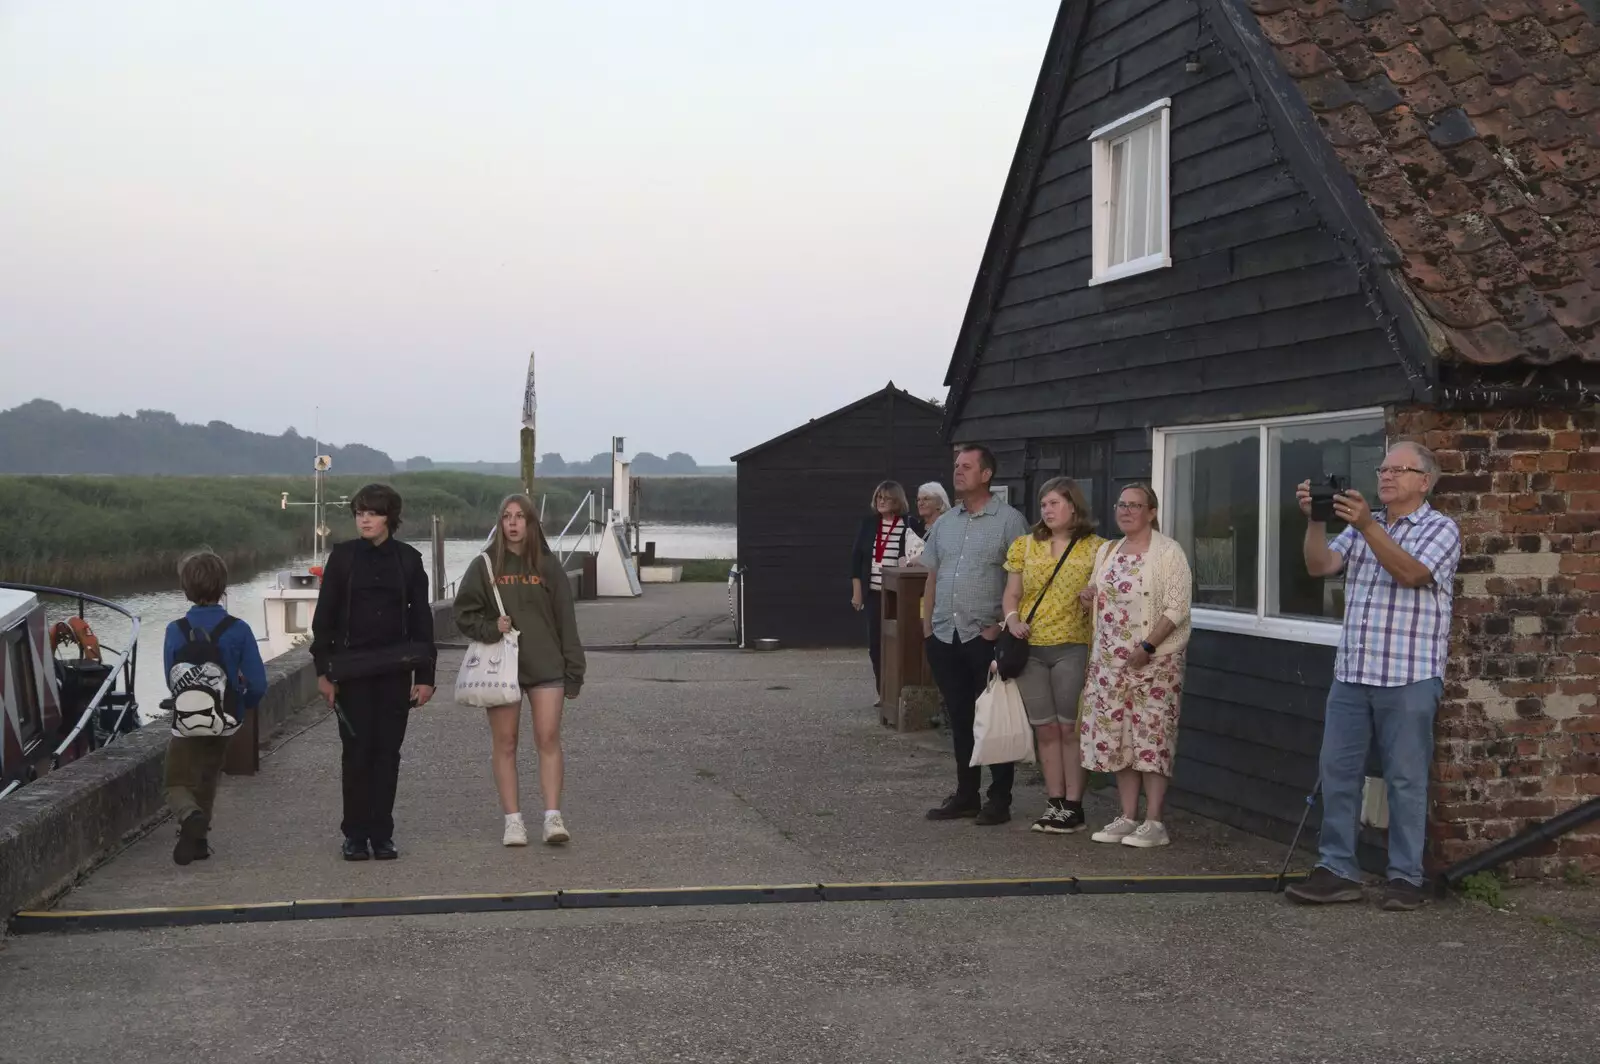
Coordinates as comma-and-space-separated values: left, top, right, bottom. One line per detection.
162, 549, 268, 865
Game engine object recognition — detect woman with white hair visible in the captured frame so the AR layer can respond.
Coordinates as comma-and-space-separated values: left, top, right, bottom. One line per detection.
915, 482, 951, 533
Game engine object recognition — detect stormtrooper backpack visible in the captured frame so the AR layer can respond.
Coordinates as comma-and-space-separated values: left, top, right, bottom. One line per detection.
168, 616, 242, 738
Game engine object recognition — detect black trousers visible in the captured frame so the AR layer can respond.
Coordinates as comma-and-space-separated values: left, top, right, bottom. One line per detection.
866, 589, 883, 696
925, 632, 1014, 806
336, 672, 413, 843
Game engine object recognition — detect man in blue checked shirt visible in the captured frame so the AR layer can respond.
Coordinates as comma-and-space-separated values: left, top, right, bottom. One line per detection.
1286, 441, 1461, 913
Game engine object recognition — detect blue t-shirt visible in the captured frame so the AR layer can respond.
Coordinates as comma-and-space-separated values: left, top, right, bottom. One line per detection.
163, 605, 269, 715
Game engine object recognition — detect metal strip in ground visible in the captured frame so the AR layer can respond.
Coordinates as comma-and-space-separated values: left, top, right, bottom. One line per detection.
8, 873, 1305, 934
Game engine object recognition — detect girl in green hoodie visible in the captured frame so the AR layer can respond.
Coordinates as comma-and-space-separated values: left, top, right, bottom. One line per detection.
453, 494, 586, 847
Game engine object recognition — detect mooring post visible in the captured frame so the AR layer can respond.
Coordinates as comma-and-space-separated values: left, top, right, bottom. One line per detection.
431, 515, 446, 601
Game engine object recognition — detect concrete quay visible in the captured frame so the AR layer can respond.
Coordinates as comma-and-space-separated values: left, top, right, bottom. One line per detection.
2, 586, 1597, 1062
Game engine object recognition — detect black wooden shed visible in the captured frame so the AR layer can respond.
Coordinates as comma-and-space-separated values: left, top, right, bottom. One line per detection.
732, 384, 952, 648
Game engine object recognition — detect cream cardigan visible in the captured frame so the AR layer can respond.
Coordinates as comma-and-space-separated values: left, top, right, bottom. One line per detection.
1089, 530, 1194, 657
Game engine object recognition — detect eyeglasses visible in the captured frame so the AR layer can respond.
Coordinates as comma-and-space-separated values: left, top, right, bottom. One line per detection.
1114, 502, 1148, 512
1375, 466, 1426, 478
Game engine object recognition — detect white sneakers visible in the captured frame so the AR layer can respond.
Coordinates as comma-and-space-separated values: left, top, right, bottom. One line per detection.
542, 811, 570, 846
1090, 816, 1170, 847
504, 811, 571, 846
1090, 816, 1138, 843
1121, 820, 1170, 848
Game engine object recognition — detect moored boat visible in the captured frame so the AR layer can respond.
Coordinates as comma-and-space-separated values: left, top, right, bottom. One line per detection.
0, 583, 142, 798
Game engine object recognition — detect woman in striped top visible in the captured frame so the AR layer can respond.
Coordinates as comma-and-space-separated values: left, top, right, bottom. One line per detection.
851, 480, 924, 703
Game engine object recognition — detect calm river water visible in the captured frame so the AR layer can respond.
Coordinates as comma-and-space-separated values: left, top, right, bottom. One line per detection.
39, 524, 736, 716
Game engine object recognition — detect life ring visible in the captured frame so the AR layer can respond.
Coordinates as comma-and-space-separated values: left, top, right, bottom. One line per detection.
51, 617, 102, 662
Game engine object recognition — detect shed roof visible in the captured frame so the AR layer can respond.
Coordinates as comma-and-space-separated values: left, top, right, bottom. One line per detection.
730, 384, 945, 463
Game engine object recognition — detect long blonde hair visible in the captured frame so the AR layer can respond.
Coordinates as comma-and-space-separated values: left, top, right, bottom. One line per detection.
488, 493, 548, 577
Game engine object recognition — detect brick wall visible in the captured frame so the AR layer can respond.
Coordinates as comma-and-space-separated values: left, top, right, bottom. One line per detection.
1390, 406, 1599, 878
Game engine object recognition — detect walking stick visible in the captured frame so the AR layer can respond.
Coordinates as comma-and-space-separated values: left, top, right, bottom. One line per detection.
1276, 776, 1321, 892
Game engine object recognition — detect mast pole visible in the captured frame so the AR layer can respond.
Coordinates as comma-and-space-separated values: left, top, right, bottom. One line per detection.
521, 350, 537, 499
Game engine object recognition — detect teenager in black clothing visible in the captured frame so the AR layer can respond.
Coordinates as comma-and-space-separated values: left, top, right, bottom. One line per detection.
310, 483, 437, 862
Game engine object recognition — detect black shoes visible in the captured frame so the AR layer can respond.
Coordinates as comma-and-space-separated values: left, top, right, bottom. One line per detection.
926, 794, 981, 821
371, 839, 399, 861
1032, 799, 1087, 834
173, 811, 208, 867
1381, 878, 1427, 912
1285, 866, 1366, 905
974, 801, 1012, 826
1285, 867, 1429, 910
342, 838, 371, 862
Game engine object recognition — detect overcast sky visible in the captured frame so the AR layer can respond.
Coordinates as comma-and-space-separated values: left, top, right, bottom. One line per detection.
0, 1, 1055, 465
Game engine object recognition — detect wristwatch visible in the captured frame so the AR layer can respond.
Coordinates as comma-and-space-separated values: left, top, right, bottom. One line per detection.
1138, 640, 1156, 654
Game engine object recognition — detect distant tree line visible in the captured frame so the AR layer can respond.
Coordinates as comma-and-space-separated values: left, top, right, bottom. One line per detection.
0, 401, 394, 475
412, 453, 734, 477
0, 401, 730, 477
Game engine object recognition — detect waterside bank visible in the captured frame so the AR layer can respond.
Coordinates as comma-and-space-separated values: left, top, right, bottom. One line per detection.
0, 472, 735, 587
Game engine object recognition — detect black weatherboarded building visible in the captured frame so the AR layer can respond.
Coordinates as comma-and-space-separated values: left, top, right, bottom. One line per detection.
733, 384, 951, 649
941, 0, 1600, 853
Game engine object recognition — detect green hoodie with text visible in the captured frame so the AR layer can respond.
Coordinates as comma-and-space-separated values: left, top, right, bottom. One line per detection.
453, 547, 586, 698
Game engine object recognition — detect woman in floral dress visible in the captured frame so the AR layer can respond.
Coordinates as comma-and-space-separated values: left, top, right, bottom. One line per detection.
1078, 483, 1193, 849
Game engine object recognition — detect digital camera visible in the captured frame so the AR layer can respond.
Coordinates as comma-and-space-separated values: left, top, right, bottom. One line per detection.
1308, 474, 1347, 523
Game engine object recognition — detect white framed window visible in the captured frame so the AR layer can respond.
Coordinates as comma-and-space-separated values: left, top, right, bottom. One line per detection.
1089, 98, 1172, 286
1151, 409, 1388, 646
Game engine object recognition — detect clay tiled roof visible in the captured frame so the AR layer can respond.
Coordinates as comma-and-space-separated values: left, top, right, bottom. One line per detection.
1245, 0, 1600, 364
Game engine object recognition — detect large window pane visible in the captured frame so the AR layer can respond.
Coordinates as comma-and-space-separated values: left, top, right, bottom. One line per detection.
1164, 428, 1259, 613
1270, 418, 1386, 620
1125, 126, 1151, 262
1107, 139, 1126, 265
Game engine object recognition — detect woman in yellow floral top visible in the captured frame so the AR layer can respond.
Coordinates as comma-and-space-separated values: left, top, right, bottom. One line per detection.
1001, 477, 1104, 835
1079, 483, 1192, 850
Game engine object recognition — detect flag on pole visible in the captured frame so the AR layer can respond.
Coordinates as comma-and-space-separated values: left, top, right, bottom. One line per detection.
521, 351, 537, 430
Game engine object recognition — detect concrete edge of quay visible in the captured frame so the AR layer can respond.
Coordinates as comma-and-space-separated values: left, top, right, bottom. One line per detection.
0, 649, 319, 919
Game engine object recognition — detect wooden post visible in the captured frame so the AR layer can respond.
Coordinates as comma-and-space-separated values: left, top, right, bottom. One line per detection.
520, 427, 536, 498
431, 515, 446, 601
879, 567, 936, 731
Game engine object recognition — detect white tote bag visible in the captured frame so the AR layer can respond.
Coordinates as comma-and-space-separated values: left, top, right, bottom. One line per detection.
453, 553, 524, 708
970, 670, 1036, 767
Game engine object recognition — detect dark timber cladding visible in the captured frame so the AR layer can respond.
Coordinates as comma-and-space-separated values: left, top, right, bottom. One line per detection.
940, 0, 1425, 842
732, 385, 950, 648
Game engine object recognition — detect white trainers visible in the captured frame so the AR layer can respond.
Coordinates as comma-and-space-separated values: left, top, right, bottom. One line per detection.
1121, 820, 1171, 848
1090, 816, 1139, 844
503, 815, 528, 847
542, 811, 570, 846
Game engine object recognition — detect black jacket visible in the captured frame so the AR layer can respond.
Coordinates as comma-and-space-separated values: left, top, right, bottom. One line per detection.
851, 513, 925, 588
310, 536, 437, 687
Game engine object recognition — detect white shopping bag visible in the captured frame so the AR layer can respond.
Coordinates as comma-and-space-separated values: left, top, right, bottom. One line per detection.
970, 671, 1035, 767
454, 553, 525, 708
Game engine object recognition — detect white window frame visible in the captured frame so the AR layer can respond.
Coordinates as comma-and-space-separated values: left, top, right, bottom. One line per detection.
1088, 98, 1172, 287
1151, 407, 1387, 647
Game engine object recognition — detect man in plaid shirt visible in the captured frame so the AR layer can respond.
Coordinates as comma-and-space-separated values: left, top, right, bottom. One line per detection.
1287, 441, 1461, 912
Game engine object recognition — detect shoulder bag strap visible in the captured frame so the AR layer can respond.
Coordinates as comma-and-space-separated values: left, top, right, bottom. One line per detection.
1024, 533, 1083, 626
480, 553, 511, 620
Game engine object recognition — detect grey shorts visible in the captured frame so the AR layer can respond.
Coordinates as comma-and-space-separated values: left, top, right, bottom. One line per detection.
524, 681, 564, 693
1015, 642, 1088, 727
